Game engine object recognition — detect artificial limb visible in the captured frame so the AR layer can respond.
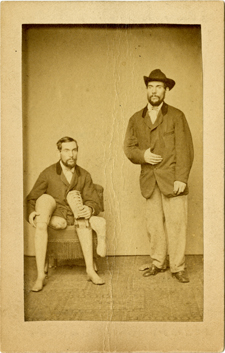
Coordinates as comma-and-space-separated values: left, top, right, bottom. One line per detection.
76, 222, 105, 285
31, 194, 56, 292
89, 216, 106, 257
67, 190, 105, 285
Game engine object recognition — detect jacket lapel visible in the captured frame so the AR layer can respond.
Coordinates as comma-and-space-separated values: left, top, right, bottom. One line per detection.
142, 106, 152, 129
60, 172, 70, 187
68, 165, 80, 192
151, 109, 163, 130
56, 160, 70, 187
142, 102, 168, 131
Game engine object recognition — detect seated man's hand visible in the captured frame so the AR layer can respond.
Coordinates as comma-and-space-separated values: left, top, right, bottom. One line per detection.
144, 148, 163, 165
77, 205, 92, 219
29, 211, 40, 227
173, 181, 186, 195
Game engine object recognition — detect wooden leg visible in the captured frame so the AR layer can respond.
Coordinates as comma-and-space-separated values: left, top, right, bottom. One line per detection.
76, 226, 105, 285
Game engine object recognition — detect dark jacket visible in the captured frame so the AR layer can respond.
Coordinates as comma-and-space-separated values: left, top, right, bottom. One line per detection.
26, 161, 101, 220
124, 102, 194, 198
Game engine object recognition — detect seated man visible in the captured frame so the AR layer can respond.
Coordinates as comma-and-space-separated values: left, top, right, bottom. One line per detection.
26, 136, 106, 291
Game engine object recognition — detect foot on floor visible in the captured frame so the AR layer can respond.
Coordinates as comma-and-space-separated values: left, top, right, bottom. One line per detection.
172, 271, 190, 283
87, 271, 105, 285
31, 276, 46, 292
143, 264, 166, 277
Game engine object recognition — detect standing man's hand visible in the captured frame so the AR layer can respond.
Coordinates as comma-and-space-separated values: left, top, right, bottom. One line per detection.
77, 205, 92, 219
29, 211, 40, 228
144, 148, 163, 165
173, 181, 186, 195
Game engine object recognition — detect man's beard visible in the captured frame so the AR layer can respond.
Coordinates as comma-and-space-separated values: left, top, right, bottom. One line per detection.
61, 158, 76, 169
148, 95, 164, 106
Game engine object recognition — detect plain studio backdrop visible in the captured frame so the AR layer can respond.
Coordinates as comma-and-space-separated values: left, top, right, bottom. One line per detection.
23, 24, 203, 256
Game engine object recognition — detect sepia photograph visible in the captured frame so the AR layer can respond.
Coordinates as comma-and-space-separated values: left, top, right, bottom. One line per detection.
23, 24, 203, 322
1, 2, 224, 352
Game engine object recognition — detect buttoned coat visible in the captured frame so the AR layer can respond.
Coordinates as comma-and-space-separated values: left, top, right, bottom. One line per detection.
26, 161, 101, 220
124, 102, 194, 199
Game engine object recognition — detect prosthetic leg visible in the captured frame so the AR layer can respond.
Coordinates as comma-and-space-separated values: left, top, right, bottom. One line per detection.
89, 216, 106, 257
32, 194, 56, 292
67, 191, 105, 285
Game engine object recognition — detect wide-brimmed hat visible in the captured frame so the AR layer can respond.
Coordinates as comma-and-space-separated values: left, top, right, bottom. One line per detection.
144, 69, 175, 90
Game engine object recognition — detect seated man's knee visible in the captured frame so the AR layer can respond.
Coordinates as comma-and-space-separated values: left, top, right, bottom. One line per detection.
35, 195, 56, 224
99, 217, 106, 226
36, 194, 56, 210
89, 216, 106, 232
50, 216, 67, 230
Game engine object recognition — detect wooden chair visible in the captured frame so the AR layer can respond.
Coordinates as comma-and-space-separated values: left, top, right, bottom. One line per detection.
46, 184, 104, 269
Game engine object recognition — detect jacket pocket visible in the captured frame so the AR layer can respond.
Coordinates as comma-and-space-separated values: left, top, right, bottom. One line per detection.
163, 130, 174, 136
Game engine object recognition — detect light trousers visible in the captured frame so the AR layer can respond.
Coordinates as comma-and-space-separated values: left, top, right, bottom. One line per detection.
145, 184, 188, 273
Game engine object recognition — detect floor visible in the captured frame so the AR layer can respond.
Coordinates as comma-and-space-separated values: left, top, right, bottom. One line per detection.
24, 255, 203, 322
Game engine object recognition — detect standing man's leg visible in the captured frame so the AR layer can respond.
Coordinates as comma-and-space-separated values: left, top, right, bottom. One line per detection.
142, 185, 167, 276
162, 194, 189, 283
32, 194, 56, 291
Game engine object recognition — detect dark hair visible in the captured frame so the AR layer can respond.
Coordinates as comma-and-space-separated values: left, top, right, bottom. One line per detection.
56, 136, 78, 151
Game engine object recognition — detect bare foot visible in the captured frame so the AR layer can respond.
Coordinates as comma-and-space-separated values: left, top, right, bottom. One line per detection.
139, 263, 151, 271
87, 270, 105, 285
96, 238, 106, 257
31, 277, 46, 292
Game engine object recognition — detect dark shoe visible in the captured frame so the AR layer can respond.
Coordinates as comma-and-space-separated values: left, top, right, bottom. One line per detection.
143, 264, 166, 277
172, 271, 190, 283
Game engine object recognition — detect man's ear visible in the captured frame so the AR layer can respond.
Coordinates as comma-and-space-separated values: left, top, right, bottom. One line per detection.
166, 87, 169, 92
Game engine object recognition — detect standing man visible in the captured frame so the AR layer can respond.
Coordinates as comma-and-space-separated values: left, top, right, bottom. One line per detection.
26, 136, 106, 291
124, 69, 194, 283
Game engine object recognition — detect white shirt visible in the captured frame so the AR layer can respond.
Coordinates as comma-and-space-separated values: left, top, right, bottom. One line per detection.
147, 102, 163, 124
60, 161, 75, 184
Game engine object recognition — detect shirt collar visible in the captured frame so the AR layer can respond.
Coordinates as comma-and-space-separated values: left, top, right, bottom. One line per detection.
60, 160, 75, 174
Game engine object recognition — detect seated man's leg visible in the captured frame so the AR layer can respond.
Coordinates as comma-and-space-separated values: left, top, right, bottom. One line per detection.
32, 194, 56, 292
66, 191, 105, 285
89, 216, 106, 257
76, 225, 105, 285
49, 216, 67, 230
